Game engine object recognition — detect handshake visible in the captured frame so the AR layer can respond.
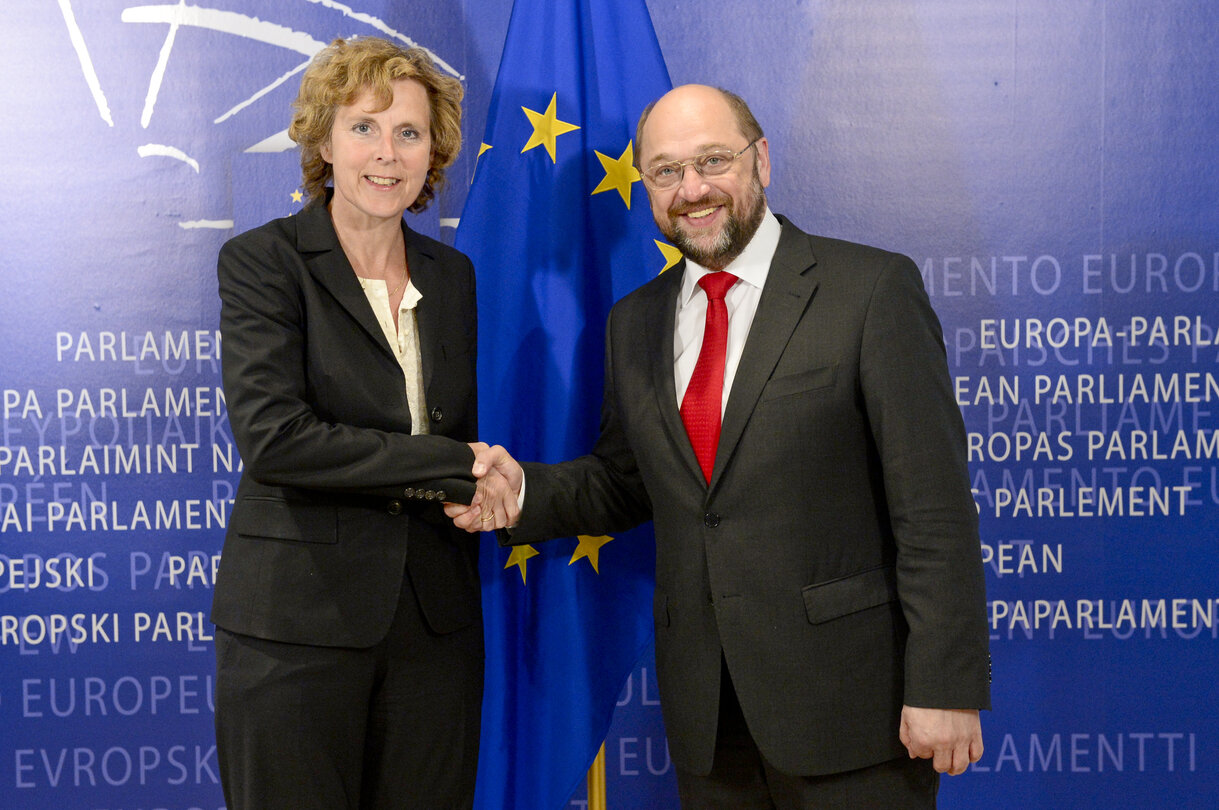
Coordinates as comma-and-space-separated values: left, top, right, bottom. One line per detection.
443, 443, 524, 532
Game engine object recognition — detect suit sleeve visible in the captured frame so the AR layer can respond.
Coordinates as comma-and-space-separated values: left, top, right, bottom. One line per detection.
217, 230, 477, 499
859, 253, 991, 710
505, 306, 653, 544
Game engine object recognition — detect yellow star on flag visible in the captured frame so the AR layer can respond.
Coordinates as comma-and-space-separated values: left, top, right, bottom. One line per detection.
655, 239, 684, 273
521, 93, 580, 163
290, 189, 303, 203
472, 143, 493, 181
569, 534, 614, 574
505, 544, 540, 584
591, 141, 641, 208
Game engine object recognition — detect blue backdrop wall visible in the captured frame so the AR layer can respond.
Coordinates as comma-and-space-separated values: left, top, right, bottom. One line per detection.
1, 1, 1216, 808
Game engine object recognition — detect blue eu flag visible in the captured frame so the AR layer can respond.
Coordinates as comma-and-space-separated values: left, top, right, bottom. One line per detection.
454, 0, 672, 807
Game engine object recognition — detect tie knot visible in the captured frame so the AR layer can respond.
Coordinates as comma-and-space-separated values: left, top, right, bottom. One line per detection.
698, 271, 739, 301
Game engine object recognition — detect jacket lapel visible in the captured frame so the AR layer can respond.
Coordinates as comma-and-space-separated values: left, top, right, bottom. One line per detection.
403, 224, 441, 392
710, 217, 819, 491
295, 201, 398, 363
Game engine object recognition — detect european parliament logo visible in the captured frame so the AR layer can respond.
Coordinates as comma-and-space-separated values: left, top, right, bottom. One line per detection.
49, 1, 465, 232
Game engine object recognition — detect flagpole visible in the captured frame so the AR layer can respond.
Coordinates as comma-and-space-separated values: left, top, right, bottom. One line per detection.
587, 742, 607, 810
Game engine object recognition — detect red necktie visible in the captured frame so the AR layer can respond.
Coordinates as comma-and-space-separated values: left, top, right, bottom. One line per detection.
681, 271, 739, 483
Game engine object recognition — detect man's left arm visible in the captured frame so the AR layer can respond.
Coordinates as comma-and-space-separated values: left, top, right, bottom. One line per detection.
859, 252, 991, 771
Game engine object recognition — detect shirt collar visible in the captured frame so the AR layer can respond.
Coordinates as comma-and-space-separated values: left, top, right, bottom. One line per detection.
358, 275, 423, 311
679, 207, 781, 307
400, 277, 422, 311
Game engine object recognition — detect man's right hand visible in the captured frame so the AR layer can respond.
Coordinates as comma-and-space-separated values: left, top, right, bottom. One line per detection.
445, 444, 523, 532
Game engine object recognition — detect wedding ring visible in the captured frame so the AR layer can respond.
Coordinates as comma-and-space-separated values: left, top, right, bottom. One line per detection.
480, 514, 494, 522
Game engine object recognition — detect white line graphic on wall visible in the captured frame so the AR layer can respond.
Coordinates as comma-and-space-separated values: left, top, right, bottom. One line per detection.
56, 0, 114, 126
137, 144, 201, 173
215, 59, 312, 124
121, 5, 325, 55
179, 220, 235, 229
304, 0, 464, 79
245, 131, 298, 154
140, 0, 188, 128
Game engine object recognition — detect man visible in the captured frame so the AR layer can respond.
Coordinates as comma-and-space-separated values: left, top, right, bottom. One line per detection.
455, 84, 990, 807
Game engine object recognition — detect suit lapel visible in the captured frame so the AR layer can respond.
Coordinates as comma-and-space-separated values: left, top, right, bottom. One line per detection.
646, 262, 707, 484
295, 201, 397, 363
403, 225, 441, 392
711, 219, 819, 490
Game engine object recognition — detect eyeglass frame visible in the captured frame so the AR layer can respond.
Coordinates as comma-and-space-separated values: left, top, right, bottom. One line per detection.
639, 137, 761, 189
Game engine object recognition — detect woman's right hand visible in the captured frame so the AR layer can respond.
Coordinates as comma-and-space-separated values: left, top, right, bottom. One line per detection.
446, 444, 523, 531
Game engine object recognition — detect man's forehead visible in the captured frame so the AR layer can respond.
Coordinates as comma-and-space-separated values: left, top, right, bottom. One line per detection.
640, 89, 742, 160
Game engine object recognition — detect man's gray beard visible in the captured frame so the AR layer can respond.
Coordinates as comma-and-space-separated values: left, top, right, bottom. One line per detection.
664, 171, 766, 270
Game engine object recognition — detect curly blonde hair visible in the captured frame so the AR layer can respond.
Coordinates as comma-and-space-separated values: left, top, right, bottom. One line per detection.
290, 37, 463, 212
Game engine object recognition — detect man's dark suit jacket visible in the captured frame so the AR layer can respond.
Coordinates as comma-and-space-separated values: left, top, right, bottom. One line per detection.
211, 199, 481, 649
509, 216, 991, 777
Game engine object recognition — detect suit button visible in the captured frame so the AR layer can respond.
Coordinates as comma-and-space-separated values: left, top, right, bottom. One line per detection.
430, 407, 444, 423
424, 490, 437, 500
704, 512, 719, 528
404, 487, 416, 498
387, 500, 403, 515
436, 490, 447, 501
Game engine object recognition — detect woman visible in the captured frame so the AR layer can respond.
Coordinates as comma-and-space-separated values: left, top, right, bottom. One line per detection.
211, 37, 505, 809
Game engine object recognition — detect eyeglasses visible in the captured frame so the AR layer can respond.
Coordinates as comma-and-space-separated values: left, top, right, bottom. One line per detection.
640, 138, 759, 190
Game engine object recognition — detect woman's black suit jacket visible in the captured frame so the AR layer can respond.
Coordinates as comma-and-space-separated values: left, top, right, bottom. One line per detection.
211, 200, 481, 649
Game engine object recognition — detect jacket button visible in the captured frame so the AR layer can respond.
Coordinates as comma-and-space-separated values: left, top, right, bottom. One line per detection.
435, 490, 447, 501
404, 487, 416, 498
704, 512, 719, 528
424, 490, 437, 500
430, 407, 444, 423
387, 500, 403, 515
